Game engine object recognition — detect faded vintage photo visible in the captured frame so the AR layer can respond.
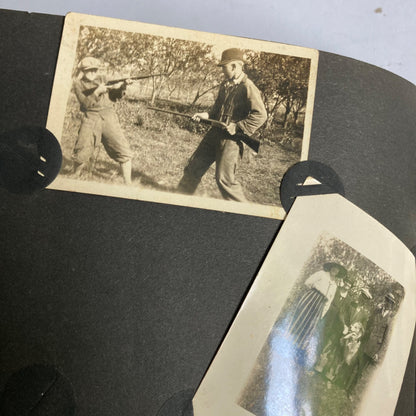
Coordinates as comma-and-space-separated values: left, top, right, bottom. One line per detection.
47, 13, 318, 218
238, 233, 404, 416
192, 195, 416, 416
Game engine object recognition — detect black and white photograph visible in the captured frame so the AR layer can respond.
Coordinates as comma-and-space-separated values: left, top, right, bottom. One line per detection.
192, 194, 416, 416
238, 233, 404, 416
47, 13, 318, 218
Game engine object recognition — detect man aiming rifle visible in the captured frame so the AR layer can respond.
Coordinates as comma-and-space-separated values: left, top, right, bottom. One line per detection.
72, 57, 135, 184
176, 48, 267, 202
72, 57, 164, 184
83, 73, 166, 97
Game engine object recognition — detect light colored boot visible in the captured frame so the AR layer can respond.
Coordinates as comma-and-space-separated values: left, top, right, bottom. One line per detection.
120, 160, 132, 185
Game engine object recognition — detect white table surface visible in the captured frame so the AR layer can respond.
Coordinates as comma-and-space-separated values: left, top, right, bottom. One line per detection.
1, 0, 415, 85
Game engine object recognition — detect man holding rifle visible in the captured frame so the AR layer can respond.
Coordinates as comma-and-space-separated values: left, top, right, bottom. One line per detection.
72, 57, 133, 184
177, 48, 267, 201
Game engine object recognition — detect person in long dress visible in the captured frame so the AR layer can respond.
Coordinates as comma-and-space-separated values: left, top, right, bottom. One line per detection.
238, 262, 347, 416
286, 262, 348, 351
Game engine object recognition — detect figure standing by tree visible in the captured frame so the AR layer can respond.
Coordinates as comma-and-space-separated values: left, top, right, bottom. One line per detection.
349, 292, 398, 388
177, 48, 267, 201
72, 57, 133, 184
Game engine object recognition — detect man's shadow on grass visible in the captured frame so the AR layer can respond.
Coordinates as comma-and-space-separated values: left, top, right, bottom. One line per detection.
93, 159, 177, 192
131, 169, 177, 192
60, 155, 74, 175
60, 157, 178, 193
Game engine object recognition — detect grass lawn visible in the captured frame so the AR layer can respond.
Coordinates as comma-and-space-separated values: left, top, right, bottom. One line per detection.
60, 95, 304, 207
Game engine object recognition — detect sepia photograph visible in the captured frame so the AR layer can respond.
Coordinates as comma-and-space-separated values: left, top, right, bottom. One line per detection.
238, 234, 404, 416
47, 13, 318, 218
192, 194, 416, 416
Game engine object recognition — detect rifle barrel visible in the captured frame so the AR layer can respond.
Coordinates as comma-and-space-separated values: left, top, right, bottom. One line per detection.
106, 73, 165, 86
147, 106, 192, 119
82, 74, 166, 95
147, 107, 226, 127
147, 106, 260, 152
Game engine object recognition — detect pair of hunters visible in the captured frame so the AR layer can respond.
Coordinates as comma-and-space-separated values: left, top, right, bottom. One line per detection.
73, 49, 267, 201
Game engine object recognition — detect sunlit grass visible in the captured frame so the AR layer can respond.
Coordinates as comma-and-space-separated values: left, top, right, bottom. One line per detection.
60, 95, 303, 206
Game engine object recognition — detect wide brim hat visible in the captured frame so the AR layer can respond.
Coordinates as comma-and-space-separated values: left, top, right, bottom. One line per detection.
78, 57, 101, 71
323, 262, 347, 279
217, 48, 244, 66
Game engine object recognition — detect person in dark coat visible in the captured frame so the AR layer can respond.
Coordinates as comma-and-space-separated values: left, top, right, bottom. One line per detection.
314, 275, 353, 378
358, 292, 397, 373
177, 48, 267, 201
332, 287, 374, 393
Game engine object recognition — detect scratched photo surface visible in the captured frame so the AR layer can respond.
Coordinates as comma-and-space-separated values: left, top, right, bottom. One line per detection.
238, 233, 404, 416
47, 13, 318, 219
192, 195, 415, 416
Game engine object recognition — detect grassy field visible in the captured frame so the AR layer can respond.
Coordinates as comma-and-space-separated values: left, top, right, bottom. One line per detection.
60, 94, 304, 207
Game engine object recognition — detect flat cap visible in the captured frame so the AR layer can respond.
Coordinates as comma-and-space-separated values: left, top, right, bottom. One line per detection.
78, 57, 101, 71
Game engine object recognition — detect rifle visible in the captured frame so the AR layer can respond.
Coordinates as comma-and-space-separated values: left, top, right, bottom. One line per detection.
83, 73, 166, 96
147, 106, 260, 153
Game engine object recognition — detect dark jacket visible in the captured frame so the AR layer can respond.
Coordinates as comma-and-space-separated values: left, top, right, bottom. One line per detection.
362, 308, 392, 357
209, 74, 267, 137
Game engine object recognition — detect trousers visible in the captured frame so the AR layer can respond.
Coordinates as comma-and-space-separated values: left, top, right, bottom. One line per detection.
178, 128, 246, 202
73, 109, 132, 164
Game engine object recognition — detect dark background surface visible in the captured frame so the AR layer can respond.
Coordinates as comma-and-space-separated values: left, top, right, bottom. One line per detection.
0, 9, 415, 415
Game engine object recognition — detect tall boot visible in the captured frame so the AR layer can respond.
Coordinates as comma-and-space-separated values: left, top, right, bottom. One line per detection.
120, 160, 132, 185
73, 162, 87, 177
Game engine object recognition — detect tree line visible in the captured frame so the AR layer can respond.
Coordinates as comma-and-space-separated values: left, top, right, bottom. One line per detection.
301, 235, 404, 307
75, 26, 311, 131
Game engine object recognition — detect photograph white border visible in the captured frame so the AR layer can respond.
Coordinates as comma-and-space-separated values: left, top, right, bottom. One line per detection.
192, 194, 416, 415
46, 12, 319, 219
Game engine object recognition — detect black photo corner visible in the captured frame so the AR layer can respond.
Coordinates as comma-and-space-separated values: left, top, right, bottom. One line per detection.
0, 126, 62, 194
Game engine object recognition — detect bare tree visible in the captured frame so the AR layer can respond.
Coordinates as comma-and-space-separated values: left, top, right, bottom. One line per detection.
245, 52, 310, 131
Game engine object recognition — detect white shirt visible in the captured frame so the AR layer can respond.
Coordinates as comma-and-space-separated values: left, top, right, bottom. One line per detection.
304, 270, 338, 317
